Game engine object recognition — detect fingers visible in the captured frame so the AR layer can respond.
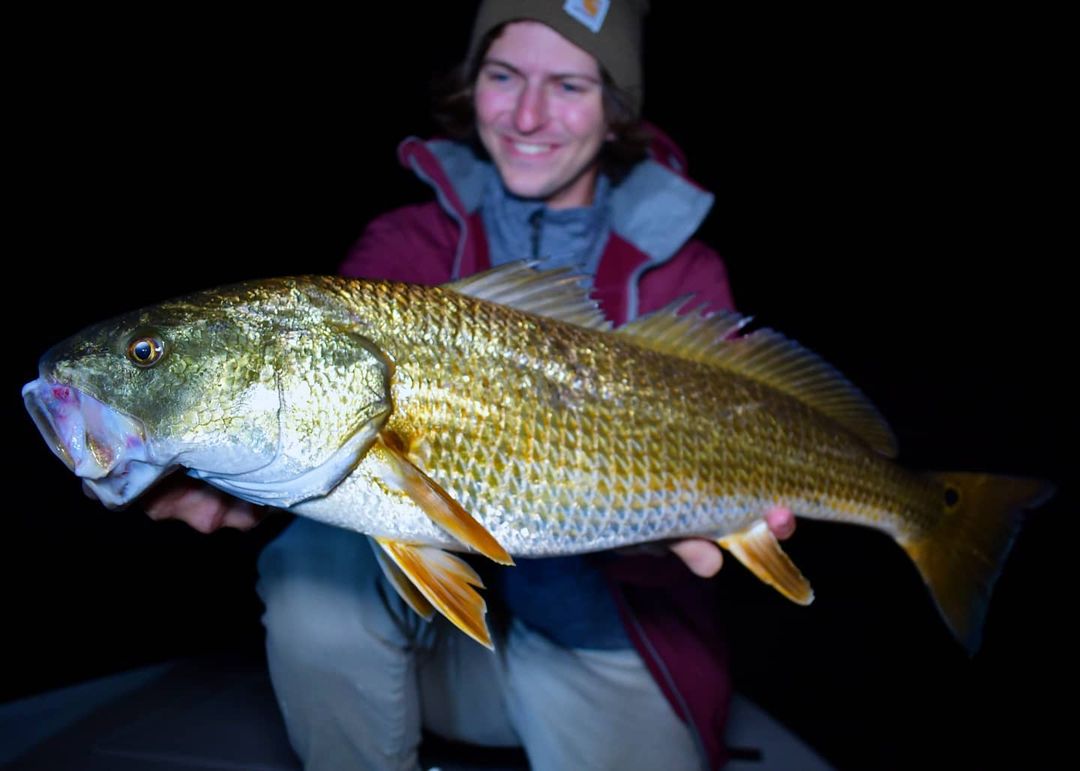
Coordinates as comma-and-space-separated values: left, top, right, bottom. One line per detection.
765, 506, 796, 540
144, 477, 262, 533
671, 507, 795, 578
669, 539, 724, 578
222, 504, 266, 531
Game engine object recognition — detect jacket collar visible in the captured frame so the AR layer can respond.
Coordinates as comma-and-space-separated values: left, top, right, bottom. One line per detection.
397, 130, 714, 269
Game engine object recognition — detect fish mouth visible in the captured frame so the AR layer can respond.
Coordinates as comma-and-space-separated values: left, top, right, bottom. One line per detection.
24, 384, 76, 471
22, 378, 167, 509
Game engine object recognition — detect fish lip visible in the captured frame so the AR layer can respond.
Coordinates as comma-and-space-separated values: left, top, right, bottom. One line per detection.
24, 377, 172, 509
22, 378, 150, 480
23, 381, 75, 471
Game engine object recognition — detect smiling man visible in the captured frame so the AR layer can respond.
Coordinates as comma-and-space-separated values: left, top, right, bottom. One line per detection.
146, 2, 795, 769
473, 20, 610, 207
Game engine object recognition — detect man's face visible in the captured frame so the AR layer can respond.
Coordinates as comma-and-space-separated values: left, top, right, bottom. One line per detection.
474, 21, 610, 210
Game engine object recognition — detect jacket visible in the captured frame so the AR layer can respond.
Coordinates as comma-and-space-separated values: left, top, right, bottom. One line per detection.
340, 129, 737, 769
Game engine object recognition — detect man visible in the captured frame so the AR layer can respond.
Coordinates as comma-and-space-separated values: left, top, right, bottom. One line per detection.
149, 3, 795, 768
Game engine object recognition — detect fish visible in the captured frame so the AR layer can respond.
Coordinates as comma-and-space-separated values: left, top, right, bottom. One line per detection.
22, 263, 1053, 651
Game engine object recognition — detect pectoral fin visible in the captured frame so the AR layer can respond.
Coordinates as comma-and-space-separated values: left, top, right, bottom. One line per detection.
374, 433, 513, 565
369, 537, 435, 621
375, 538, 493, 649
718, 521, 814, 605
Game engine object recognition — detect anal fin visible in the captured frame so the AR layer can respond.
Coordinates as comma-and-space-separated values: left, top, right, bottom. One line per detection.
718, 521, 814, 605
374, 433, 513, 565
375, 538, 493, 649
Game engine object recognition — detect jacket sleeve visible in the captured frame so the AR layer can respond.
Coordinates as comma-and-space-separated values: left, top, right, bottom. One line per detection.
636, 240, 737, 316
338, 202, 458, 284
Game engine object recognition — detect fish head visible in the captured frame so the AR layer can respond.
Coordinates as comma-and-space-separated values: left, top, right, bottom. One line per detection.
23, 278, 393, 509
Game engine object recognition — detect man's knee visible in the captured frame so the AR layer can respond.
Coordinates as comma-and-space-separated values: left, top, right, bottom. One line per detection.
257, 519, 388, 652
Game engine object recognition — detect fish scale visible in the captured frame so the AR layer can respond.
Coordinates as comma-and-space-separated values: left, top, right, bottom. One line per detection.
321, 279, 919, 554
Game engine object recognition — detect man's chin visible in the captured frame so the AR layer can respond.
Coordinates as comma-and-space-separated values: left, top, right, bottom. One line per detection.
498, 172, 558, 201
502, 175, 597, 210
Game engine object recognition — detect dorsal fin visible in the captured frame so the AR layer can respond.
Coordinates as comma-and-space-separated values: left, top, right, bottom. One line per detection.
616, 298, 752, 361
446, 262, 611, 331
618, 301, 898, 458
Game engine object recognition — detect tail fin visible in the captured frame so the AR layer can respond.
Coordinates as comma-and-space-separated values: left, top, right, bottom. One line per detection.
899, 472, 1054, 653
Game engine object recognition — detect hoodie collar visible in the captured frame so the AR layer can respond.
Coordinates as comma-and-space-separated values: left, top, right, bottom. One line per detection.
481, 170, 612, 281
398, 136, 714, 267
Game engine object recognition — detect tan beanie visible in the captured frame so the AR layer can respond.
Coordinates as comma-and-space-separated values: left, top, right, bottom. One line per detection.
466, 0, 649, 116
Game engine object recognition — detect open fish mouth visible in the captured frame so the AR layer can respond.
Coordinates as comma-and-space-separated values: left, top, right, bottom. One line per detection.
22, 379, 166, 508
24, 382, 76, 471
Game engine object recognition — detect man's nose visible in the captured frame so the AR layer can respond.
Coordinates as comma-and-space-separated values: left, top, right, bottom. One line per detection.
513, 82, 547, 134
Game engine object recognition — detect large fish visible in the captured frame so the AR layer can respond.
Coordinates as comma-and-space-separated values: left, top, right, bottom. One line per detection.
22, 264, 1051, 650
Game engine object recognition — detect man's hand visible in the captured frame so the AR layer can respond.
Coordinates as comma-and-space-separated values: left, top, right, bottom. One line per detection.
142, 475, 794, 572
670, 507, 796, 578
143, 476, 266, 534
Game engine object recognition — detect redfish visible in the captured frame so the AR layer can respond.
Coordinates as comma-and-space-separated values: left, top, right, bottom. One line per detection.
22, 264, 1052, 649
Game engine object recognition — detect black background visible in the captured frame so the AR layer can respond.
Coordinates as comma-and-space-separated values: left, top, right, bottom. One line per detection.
5, 5, 1070, 769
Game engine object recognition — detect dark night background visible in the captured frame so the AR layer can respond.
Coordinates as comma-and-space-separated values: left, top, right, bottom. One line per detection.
5, 5, 1070, 770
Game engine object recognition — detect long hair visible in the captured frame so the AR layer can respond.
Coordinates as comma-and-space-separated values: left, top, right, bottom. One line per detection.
431, 24, 651, 183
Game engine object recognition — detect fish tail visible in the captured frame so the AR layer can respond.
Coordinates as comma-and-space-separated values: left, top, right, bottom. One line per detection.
899, 472, 1054, 653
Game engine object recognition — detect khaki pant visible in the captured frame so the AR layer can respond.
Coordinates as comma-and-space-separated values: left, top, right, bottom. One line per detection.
256, 517, 703, 771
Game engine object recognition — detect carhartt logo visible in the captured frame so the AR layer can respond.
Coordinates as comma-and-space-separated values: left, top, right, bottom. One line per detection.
563, 0, 610, 33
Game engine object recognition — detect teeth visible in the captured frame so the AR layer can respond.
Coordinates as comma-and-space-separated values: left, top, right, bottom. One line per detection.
514, 142, 550, 155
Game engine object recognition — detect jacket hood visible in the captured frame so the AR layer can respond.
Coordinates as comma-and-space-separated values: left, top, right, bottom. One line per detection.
396, 126, 714, 273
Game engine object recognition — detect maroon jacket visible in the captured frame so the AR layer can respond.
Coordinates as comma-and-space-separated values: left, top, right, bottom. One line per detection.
340, 131, 737, 769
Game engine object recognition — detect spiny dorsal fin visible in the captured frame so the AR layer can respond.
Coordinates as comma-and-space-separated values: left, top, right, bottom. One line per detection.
616, 298, 751, 360
446, 262, 611, 331
618, 301, 898, 457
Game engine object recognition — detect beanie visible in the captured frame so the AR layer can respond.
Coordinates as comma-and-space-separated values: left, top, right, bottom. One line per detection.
466, 0, 649, 116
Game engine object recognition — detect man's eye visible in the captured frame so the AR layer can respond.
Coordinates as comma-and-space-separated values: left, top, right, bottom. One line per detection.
559, 80, 590, 94
484, 68, 513, 84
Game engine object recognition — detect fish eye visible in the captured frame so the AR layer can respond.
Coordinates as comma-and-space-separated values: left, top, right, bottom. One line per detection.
127, 336, 165, 368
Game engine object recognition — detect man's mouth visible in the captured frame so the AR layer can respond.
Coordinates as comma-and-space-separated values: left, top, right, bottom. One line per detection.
504, 137, 559, 157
